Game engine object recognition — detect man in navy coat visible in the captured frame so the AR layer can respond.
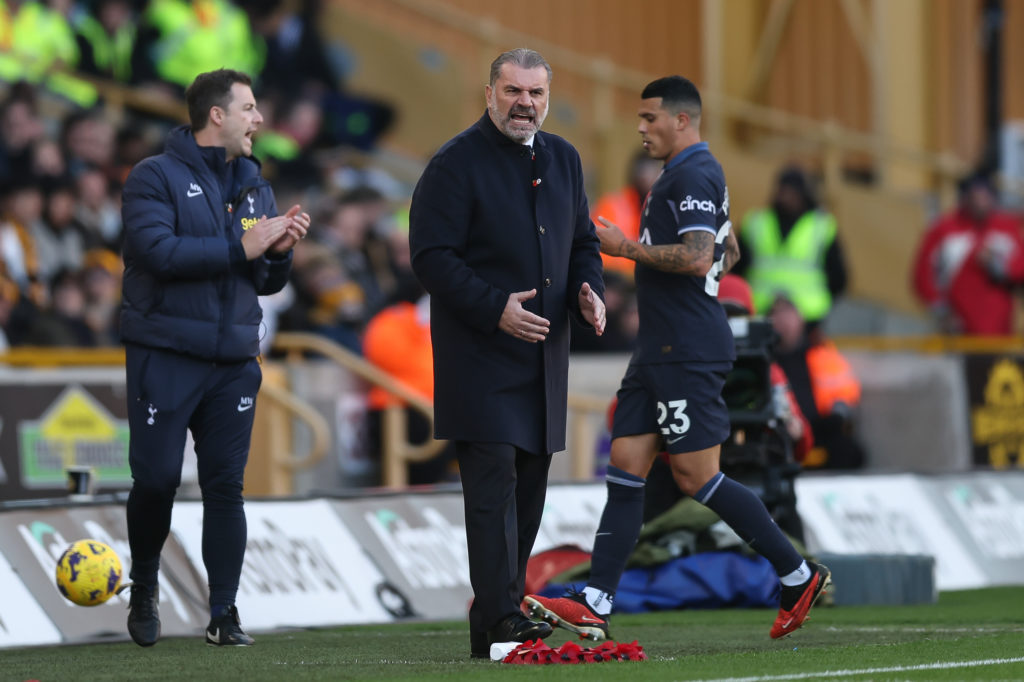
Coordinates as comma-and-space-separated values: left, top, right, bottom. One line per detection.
410, 48, 606, 658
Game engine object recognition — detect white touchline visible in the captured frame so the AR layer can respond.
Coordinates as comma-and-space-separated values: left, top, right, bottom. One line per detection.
698, 656, 1024, 682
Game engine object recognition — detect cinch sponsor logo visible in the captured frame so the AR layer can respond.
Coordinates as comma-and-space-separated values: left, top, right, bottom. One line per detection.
240, 217, 259, 231
679, 195, 717, 213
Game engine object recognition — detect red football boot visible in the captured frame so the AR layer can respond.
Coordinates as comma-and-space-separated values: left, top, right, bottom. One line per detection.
770, 562, 832, 639
522, 591, 610, 641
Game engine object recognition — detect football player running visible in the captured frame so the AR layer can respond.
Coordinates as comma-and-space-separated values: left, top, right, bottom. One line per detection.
524, 76, 829, 642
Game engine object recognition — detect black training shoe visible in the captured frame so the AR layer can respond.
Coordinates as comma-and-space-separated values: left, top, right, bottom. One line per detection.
125, 583, 160, 647
488, 612, 553, 645
206, 605, 255, 646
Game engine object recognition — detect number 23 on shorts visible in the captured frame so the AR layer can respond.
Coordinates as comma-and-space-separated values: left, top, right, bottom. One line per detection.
658, 399, 690, 443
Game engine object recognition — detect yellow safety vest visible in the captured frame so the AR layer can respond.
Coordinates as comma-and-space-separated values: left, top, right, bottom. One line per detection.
0, 0, 21, 81
8, 1, 97, 107
145, 0, 265, 88
75, 14, 136, 83
11, 0, 79, 79
740, 208, 837, 321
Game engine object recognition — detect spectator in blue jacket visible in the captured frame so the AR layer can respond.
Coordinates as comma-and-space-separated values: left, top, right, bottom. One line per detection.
119, 68, 309, 649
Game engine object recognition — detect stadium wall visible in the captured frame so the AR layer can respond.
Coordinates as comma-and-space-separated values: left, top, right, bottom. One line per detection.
2, 348, 1023, 500
2, 472, 1023, 648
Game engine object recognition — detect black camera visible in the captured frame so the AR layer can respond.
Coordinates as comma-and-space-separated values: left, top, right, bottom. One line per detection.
723, 317, 778, 426
720, 315, 804, 541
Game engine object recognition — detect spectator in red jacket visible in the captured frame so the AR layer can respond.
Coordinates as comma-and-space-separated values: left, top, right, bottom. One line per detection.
912, 172, 1024, 335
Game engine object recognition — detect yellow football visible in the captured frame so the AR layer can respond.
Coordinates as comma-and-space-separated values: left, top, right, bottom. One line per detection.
55, 539, 123, 606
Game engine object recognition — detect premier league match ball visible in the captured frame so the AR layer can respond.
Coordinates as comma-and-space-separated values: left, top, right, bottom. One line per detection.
55, 539, 123, 606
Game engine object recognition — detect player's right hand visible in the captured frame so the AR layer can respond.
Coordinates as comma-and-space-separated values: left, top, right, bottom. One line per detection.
596, 216, 628, 257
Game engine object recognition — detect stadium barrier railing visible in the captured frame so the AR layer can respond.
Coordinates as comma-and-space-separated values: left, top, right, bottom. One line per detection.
271, 332, 447, 489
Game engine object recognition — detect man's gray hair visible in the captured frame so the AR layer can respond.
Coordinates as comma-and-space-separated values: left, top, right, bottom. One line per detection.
489, 48, 552, 85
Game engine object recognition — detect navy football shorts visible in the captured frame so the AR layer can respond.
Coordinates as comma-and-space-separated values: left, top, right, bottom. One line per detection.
612, 361, 733, 454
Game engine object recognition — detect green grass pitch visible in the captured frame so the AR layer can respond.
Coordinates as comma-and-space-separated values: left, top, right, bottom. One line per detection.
4, 588, 1023, 681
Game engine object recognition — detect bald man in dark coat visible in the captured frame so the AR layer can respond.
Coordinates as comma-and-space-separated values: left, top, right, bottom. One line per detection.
410, 48, 605, 658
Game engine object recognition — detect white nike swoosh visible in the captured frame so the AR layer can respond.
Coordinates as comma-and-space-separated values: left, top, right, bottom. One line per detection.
187, 190, 202, 197
237, 404, 253, 412
207, 627, 219, 642
666, 435, 686, 444
595, 532, 612, 536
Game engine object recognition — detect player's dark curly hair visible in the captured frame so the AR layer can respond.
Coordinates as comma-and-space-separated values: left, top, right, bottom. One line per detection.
186, 69, 253, 132
642, 76, 701, 118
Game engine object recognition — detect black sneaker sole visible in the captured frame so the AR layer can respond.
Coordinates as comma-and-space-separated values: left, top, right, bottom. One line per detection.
205, 639, 254, 647
129, 633, 159, 647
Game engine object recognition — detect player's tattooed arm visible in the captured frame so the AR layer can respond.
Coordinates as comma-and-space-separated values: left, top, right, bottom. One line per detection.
619, 230, 715, 275
723, 228, 740, 273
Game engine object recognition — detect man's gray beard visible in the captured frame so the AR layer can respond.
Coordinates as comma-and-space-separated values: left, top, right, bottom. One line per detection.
488, 102, 545, 142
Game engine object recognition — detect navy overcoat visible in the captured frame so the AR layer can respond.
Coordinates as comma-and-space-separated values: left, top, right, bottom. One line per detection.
410, 113, 604, 454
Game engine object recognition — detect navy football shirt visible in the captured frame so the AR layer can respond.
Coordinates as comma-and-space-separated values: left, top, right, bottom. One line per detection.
632, 142, 735, 364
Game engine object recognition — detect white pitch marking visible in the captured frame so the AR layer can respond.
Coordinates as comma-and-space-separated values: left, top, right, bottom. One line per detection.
699, 656, 1024, 682
825, 626, 1024, 634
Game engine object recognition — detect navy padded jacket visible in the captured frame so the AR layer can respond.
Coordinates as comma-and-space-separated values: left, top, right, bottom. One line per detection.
120, 125, 292, 362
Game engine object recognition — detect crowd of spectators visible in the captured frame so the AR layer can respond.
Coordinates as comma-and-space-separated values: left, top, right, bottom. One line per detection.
1, 0, 406, 356
1, 88, 129, 350
6, 0, 1019, 485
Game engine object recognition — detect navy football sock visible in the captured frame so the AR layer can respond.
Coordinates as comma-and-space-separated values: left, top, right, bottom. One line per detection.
696, 472, 803, 576
587, 465, 646, 596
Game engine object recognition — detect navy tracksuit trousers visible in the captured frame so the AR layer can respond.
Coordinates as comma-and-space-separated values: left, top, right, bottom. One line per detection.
124, 343, 262, 611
